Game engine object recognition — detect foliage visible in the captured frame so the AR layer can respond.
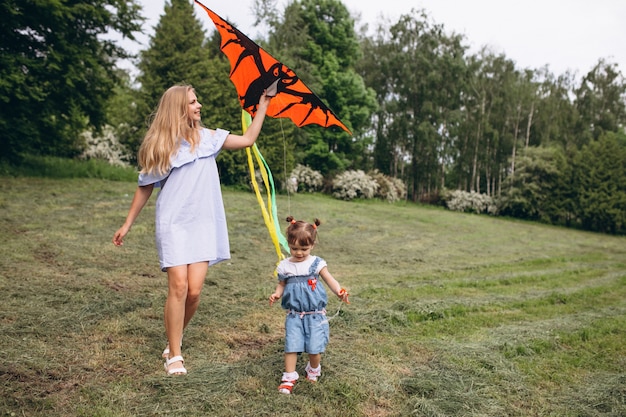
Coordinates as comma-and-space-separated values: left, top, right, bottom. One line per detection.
331, 169, 378, 200
2, 0, 625, 238
571, 132, 626, 234
288, 164, 324, 193
365, 9, 468, 201
79, 125, 132, 167
104, 69, 142, 162
574, 60, 626, 144
369, 170, 407, 202
497, 146, 570, 223
0, 0, 143, 162
443, 189, 496, 214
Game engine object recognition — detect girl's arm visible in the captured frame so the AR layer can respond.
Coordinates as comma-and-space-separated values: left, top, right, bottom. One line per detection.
222, 92, 272, 150
269, 280, 286, 306
112, 184, 154, 246
319, 266, 350, 303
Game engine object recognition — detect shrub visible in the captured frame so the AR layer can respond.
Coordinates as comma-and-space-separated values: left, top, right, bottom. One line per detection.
444, 189, 496, 214
287, 164, 324, 193
79, 125, 132, 167
369, 170, 407, 202
332, 170, 378, 201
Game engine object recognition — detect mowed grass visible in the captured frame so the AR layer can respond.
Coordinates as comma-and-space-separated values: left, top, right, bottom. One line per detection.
0, 176, 624, 417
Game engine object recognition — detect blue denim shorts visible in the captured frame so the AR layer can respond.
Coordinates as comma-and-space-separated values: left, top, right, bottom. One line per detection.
284, 311, 329, 354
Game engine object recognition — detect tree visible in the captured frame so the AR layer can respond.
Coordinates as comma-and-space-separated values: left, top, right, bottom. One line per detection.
530, 68, 580, 151
571, 132, 626, 234
383, 10, 467, 201
261, 0, 376, 175
574, 59, 626, 145
358, 18, 408, 180
497, 145, 570, 224
0, 0, 142, 161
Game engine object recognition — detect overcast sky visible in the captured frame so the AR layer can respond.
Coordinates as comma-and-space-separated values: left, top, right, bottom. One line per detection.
120, 0, 626, 79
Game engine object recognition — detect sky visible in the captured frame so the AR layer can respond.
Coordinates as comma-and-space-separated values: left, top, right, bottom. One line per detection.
119, 0, 626, 79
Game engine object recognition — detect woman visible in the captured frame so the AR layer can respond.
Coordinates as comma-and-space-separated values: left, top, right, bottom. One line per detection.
113, 84, 272, 375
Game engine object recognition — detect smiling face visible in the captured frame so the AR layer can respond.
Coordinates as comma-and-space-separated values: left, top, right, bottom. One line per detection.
288, 244, 313, 262
187, 89, 202, 124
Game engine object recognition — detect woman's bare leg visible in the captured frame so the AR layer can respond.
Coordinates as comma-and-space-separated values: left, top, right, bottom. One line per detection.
163, 262, 208, 373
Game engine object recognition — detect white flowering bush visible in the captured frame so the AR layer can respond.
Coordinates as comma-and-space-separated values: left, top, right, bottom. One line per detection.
444, 189, 497, 214
79, 124, 132, 167
332, 170, 379, 200
287, 164, 324, 193
369, 170, 407, 202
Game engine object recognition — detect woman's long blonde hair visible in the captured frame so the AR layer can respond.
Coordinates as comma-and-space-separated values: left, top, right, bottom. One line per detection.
138, 84, 201, 175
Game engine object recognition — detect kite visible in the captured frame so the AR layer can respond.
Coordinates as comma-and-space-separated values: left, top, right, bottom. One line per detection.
194, 0, 351, 134
194, 0, 351, 265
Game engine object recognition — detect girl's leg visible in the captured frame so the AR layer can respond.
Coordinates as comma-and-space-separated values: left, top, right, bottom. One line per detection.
279, 353, 300, 394
308, 353, 321, 369
306, 353, 322, 381
284, 352, 298, 373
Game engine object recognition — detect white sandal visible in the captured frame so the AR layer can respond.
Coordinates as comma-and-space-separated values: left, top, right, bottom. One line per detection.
164, 355, 187, 376
162, 336, 183, 358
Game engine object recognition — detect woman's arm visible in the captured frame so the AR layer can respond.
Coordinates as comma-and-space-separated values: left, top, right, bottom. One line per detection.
112, 184, 154, 246
223, 92, 272, 150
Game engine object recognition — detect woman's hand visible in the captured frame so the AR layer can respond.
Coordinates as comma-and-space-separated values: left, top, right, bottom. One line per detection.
112, 225, 130, 246
258, 90, 272, 113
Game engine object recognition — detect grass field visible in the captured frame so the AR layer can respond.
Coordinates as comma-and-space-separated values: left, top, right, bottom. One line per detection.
1, 177, 624, 416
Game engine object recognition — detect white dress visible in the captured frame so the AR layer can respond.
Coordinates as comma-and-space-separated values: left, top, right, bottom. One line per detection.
138, 128, 230, 271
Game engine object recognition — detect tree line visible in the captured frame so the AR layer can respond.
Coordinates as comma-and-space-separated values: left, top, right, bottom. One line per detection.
1, 0, 624, 234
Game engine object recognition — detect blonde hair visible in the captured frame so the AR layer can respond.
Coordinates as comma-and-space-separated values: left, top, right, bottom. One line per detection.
138, 85, 201, 175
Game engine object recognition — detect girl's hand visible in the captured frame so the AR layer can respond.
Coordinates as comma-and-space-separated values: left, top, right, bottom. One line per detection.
338, 288, 350, 304
269, 293, 280, 306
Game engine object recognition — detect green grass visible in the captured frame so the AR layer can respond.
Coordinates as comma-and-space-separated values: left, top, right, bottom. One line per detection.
0, 155, 138, 181
1, 177, 625, 416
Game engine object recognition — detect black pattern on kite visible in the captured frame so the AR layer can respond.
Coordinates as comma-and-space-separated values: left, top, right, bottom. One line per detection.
194, 0, 351, 134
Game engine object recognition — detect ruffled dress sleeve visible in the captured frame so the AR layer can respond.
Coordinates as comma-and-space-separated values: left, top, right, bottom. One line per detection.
137, 128, 229, 187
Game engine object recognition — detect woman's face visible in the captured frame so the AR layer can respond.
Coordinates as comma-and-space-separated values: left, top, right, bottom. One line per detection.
187, 89, 202, 123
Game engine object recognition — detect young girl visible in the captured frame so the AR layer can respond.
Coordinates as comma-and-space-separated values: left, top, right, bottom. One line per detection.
269, 216, 349, 394
113, 84, 272, 375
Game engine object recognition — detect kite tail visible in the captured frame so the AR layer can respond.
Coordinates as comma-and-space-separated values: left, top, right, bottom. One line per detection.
241, 110, 288, 270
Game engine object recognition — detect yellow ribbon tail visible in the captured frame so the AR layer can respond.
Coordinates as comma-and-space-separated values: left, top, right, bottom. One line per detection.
241, 110, 286, 268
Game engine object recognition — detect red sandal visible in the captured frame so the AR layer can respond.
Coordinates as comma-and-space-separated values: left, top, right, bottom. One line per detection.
278, 373, 298, 394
